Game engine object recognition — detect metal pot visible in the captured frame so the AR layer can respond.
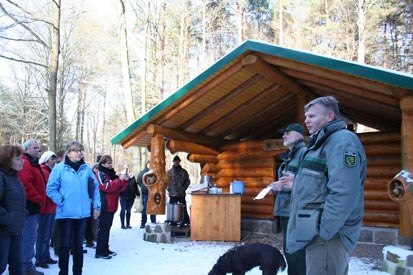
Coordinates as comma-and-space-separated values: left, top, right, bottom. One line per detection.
201, 175, 212, 187
166, 203, 185, 222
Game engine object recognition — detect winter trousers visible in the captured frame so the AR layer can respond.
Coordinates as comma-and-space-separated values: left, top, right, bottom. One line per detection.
306, 234, 349, 275
140, 193, 156, 226
96, 212, 114, 255
279, 216, 306, 275
119, 198, 134, 227
0, 233, 24, 275
57, 218, 87, 275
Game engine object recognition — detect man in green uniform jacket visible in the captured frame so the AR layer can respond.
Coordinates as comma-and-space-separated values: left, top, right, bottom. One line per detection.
286, 96, 367, 275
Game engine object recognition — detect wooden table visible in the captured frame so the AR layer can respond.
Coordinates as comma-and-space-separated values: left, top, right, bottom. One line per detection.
190, 193, 241, 241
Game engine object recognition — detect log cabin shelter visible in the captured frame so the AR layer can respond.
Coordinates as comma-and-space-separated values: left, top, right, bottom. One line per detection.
112, 39, 413, 234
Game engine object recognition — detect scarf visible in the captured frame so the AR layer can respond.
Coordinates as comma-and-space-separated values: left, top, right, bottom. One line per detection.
64, 155, 84, 172
24, 153, 40, 166
98, 164, 118, 180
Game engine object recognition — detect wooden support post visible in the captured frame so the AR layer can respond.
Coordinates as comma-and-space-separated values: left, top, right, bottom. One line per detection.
144, 134, 167, 215
400, 97, 413, 170
394, 97, 413, 236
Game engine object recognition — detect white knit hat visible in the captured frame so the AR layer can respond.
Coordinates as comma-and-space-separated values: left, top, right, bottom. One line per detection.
39, 151, 56, 164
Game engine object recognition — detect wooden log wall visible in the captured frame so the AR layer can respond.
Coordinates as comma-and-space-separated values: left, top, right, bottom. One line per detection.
217, 140, 284, 219
185, 132, 402, 228
360, 132, 401, 228
212, 132, 402, 227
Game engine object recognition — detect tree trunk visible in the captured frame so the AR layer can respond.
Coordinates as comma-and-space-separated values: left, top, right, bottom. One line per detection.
357, 0, 366, 63
201, 1, 206, 69
236, 1, 244, 43
177, 1, 191, 87
48, 0, 61, 152
76, 84, 86, 143
160, 1, 166, 98
278, 0, 283, 45
119, 0, 135, 123
141, 0, 150, 114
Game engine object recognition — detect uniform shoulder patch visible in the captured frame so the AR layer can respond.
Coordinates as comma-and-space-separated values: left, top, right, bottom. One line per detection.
344, 151, 357, 167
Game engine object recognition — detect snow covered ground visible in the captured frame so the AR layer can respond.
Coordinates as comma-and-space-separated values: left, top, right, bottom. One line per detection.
7, 211, 389, 275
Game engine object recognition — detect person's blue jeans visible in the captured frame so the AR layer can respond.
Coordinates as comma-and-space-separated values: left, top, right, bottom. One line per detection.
0, 233, 24, 275
58, 218, 87, 275
96, 212, 114, 255
36, 213, 55, 263
141, 193, 156, 226
21, 214, 39, 271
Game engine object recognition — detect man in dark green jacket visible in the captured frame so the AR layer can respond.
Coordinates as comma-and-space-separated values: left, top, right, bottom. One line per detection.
286, 96, 367, 275
167, 155, 190, 224
270, 123, 307, 275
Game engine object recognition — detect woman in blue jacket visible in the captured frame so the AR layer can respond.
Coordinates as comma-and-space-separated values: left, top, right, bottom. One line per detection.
46, 142, 101, 275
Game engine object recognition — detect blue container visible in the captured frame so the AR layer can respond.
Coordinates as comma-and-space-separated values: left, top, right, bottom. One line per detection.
230, 180, 245, 194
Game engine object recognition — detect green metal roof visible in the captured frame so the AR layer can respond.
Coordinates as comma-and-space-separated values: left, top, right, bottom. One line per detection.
112, 39, 413, 147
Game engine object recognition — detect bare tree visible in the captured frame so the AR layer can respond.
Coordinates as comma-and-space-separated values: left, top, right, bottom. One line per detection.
48, 0, 61, 151
119, 0, 136, 123
0, 0, 61, 151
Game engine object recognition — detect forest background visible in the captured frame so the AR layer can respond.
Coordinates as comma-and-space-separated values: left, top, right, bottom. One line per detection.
0, 0, 412, 176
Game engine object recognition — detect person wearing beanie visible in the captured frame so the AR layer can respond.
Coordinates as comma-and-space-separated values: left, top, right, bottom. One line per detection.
35, 151, 58, 268
166, 155, 190, 225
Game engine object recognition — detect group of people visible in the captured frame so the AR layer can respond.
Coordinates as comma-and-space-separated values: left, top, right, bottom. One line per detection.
0, 95, 366, 275
0, 140, 132, 275
270, 96, 366, 275
0, 136, 192, 275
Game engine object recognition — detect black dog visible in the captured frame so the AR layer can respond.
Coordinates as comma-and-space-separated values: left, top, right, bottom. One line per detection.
208, 243, 286, 275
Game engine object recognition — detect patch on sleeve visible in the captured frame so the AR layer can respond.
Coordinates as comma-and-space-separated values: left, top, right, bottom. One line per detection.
344, 151, 357, 167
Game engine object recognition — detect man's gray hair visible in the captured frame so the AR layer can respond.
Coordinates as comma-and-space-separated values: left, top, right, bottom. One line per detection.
22, 139, 38, 150
304, 96, 340, 117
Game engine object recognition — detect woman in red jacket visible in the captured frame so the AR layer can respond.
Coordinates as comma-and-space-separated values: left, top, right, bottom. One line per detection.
94, 155, 128, 259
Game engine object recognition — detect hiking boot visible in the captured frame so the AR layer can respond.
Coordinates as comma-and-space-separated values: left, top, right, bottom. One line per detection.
45, 258, 58, 264
86, 240, 95, 248
95, 253, 112, 259
108, 250, 117, 256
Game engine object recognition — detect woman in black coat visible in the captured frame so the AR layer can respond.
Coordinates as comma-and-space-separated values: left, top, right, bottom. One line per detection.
119, 168, 139, 229
0, 145, 26, 275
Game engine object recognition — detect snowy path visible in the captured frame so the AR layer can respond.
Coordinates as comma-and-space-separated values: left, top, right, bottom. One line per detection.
6, 210, 389, 275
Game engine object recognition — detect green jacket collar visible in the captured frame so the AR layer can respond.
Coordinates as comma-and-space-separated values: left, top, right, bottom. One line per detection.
308, 119, 347, 149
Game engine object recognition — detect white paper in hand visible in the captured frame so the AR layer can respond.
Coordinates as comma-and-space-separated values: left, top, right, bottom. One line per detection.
253, 186, 272, 200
